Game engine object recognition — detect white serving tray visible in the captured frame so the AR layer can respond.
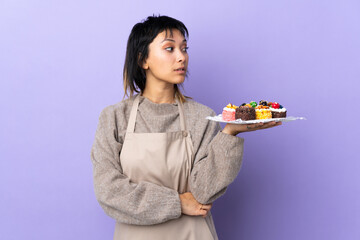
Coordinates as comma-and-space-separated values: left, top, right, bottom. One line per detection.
206, 114, 306, 124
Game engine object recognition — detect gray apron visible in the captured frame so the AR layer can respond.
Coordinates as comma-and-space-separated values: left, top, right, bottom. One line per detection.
113, 95, 218, 240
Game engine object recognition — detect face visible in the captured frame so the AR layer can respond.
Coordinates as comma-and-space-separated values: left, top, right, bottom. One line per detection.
142, 29, 189, 86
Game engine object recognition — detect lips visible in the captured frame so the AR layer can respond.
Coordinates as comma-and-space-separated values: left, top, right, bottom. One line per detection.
175, 67, 186, 71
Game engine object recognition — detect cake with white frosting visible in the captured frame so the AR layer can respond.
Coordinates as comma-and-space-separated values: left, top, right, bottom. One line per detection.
269, 102, 287, 118
222, 103, 237, 121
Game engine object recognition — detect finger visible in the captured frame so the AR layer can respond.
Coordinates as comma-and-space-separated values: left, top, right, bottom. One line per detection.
260, 121, 276, 127
245, 122, 263, 131
244, 120, 282, 132
200, 204, 212, 210
259, 121, 281, 129
254, 122, 265, 128
198, 209, 208, 216
201, 209, 209, 218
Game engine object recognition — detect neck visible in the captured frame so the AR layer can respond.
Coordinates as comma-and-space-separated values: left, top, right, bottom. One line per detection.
142, 81, 176, 104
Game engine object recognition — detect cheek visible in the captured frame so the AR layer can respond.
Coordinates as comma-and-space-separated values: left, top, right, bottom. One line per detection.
149, 51, 172, 69
156, 50, 172, 62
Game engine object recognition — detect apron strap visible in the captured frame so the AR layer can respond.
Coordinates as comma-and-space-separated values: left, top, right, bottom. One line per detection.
126, 94, 187, 133
126, 95, 140, 133
176, 96, 187, 132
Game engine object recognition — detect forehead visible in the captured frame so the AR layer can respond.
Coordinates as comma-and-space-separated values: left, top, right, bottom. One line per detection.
155, 29, 186, 43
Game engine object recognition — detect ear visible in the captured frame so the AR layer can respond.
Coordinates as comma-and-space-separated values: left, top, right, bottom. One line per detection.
138, 52, 149, 70
142, 60, 149, 70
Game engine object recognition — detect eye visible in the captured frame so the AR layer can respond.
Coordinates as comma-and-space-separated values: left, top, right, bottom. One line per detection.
182, 46, 189, 52
165, 47, 174, 52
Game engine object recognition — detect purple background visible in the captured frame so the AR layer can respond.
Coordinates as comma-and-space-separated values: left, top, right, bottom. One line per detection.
1, 0, 359, 239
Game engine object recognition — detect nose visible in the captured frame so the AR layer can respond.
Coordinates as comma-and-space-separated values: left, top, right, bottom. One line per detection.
176, 49, 186, 62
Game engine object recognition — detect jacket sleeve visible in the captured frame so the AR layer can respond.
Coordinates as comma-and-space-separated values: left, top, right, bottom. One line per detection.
90, 106, 182, 225
189, 110, 244, 204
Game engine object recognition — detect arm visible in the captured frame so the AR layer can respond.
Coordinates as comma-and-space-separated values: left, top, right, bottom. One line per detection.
189, 110, 282, 205
90, 106, 181, 225
189, 111, 245, 205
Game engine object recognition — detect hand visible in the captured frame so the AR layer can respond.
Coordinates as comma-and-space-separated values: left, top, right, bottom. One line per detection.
222, 121, 282, 136
179, 192, 212, 218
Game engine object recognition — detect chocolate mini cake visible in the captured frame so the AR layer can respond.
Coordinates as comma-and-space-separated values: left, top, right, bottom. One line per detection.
271, 110, 287, 118
235, 106, 256, 120
269, 102, 287, 118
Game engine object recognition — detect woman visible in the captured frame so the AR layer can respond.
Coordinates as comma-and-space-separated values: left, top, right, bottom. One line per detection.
91, 15, 281, 240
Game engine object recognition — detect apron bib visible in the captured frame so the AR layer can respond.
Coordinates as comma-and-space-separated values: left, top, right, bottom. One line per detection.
113, 95, 217, 240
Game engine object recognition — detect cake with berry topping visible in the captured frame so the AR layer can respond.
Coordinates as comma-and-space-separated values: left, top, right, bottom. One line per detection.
222, 103, 238, 121
269, 102, 287, 118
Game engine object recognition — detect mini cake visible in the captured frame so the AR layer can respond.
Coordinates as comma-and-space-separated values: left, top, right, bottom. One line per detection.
221, 100, 286, 121
255, 105, 272, 119
270, 102, 287, 118
222, 103, 238, 121
235, 104, 256, 120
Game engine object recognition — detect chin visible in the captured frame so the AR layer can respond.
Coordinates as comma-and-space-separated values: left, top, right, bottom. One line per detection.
172, 77, 186, 84
159, 76, 185, 85
174, 80, 185, 85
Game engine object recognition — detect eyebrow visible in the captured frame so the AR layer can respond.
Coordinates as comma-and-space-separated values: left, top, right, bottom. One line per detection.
161, 39, 187, 43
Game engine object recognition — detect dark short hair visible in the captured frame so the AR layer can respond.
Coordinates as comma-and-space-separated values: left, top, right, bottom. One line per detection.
123, 15, 189, 100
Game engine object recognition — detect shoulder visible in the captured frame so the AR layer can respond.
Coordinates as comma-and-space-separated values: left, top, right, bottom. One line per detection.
184, 98, 216, 117
183, 99, 221, 149
98, 96, 135, 123
183, 98, 219, 133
